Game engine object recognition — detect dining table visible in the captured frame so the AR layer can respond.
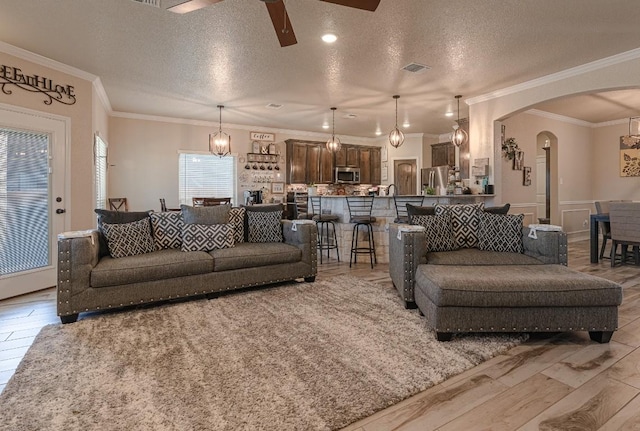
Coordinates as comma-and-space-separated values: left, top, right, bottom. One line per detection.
590, 213, 609, 263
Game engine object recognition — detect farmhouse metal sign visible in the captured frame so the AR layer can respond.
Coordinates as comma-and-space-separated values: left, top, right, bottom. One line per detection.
0, 64, 76, 106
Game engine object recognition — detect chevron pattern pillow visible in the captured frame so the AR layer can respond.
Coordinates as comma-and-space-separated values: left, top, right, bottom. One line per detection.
228, 207, 245, 244
411, 214, 457, 252
247, 208, 283, 243
150, 211, 183, 250
478, 212, 524, 253
101, 218, 155, 258
435, 203, 484, 249
181, 223, 234, 252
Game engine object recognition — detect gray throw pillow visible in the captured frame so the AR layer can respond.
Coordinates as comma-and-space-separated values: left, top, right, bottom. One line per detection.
484, 203, 511, 215
411, 214, 457, 252
150, 211, 183, 250
407, 204, 435, 224
181, 223, 234, 252
95, 209, 152, 257
478, 212, 524, 253
181, 204, 231, 225
244, 205, 283, 243
101, 218, 155, 258
228, 207, 245, 244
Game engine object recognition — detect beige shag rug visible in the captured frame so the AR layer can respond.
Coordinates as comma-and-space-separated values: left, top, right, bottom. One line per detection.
0, 276, 526, 431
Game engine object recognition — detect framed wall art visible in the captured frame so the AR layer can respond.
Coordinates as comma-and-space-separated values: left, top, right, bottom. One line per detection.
271, 182, 284, 194
523, 166, 531, 186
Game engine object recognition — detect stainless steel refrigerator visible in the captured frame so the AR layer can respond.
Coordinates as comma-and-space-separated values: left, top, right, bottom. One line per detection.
421, 166, 450, 193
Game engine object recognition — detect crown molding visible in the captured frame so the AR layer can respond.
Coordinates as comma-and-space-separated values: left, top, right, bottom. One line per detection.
592, 118, 628, 128
467, 47, 640, 106
110, 111, 380, 143
93, 77, 112, 113
525, 109, 593, 127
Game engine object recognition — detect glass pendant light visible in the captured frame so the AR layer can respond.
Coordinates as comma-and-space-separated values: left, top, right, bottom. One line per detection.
209, 105, 231, 157
326, 107, 342, 152
389, 95, 405, 148
451, 95, 468, 147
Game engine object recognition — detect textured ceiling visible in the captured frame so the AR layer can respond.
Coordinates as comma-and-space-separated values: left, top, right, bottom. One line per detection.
1, 0, 640, 137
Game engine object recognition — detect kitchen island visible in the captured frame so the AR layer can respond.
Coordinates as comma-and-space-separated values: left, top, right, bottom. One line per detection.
309, 194, 495, 264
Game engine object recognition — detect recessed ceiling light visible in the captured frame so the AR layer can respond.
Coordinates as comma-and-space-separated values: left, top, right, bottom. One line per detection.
322, 123, 330, 129
322, 34, 337, 43
403, 122, 410, 128
375, 130, 382, 136
445, 111, 454, 117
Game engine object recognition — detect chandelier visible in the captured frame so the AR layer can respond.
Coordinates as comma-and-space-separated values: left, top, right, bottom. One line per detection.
326, 107, 341, 152
388, 95, 405, 148
209, 105, 231, 157
450, 95, 468, 147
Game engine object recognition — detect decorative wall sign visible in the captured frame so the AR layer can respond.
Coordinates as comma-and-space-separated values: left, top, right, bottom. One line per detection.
523, 166, 532, 186
0, 64, 76, 105
250, 132, 275, 142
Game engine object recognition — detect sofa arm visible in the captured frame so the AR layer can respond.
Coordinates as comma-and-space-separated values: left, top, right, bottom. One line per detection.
388, 223, 427, 308
282, 220, 318, 275
522, 227, 568, 265
57, 230, 101, 317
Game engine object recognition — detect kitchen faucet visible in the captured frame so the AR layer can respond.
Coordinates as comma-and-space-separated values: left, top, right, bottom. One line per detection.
387, 184, 397, 196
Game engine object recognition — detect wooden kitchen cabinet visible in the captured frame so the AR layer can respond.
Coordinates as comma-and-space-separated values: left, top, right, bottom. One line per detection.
286, 139, 334, 184
287, 141, 308, 184
335, 145, 359, 167
359, 147, 372, 184
370, 147, 381, 185
319, 146, 335, 184
431, 142, 455, 167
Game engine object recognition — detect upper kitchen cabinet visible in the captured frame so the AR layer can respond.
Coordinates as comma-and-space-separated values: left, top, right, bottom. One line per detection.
286, 139, 334, 184
431, 142, 455, 167
335, 146, 359, 167
359, 147, 381, 185
287, 140, 308, 184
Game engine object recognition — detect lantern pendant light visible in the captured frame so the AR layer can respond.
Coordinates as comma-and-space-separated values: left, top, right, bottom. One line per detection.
209, 105, 231, 157
389, 95, 405, 148
451, 95, 468, 147
621, 116, 640, 147
326, 107, 342, 152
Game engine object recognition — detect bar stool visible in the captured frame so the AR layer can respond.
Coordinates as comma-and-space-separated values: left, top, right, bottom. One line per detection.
310, 196, 340, 264
346, 196, 377, 268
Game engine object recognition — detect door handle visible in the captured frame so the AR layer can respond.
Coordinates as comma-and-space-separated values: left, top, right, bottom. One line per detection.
56, 209, 66, 214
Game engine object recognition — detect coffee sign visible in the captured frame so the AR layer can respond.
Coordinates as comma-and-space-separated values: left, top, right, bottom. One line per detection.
250, 132, 275, 142
0, 64, 76, 106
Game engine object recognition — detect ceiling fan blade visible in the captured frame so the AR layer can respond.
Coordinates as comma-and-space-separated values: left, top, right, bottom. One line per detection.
265, 1, 297, 47
167, 0, 224, 14
320, 0, 380, 12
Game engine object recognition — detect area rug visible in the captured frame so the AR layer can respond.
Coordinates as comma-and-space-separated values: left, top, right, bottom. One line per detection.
0, 275, 526, 431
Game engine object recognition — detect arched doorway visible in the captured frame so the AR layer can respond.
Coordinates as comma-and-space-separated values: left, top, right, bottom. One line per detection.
535, 131, 558, 224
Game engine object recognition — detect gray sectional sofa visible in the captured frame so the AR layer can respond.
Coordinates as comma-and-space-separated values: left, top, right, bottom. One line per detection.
57, 206, 317, 323
389, 203, 623, 342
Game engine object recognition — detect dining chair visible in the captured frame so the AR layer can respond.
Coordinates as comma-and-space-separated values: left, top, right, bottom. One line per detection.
594, 201, 612, 259
202, 197, 232, 206
160, 198, 167, 212
108, 197, 128, 212
609, 201, 640, 267
293, 192, 311, 219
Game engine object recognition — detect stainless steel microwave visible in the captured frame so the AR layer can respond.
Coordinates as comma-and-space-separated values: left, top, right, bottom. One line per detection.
335, 167, 360, 184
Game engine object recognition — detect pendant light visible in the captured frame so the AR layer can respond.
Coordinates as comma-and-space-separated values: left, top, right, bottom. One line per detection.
621, 116, 640, 147
326, 107, 342, 152
388, 95, 404, 148
209, 105, 231, 157
451, 95, 468, 147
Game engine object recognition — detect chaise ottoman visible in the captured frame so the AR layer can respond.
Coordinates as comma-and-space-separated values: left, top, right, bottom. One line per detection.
414, 264, 623, 343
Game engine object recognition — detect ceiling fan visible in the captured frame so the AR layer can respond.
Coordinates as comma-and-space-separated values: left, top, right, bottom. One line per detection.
167, 0, 380, 47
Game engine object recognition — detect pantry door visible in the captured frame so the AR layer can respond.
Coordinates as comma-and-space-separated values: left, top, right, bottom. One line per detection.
0, 105, 69, 300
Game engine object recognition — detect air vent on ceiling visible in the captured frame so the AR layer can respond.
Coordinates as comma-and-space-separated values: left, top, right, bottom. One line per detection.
342, 113, 357, 119
131, 0, 160, 7
402, 63, 431, 73
266, 103, 284, 109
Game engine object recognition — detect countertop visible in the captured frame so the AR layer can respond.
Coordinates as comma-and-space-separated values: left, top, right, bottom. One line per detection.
311, 194, 495, 198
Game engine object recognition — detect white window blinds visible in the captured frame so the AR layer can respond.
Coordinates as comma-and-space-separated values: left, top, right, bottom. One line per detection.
178, 153, 236, 205
94, 134, 108, 210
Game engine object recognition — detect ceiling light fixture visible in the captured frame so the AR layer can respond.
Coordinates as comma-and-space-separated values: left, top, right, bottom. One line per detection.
403, 121, 410, 128
209, 105, 231, 157
322, 33, 337, 43
621, 116, 640, 147
326, 107, 341, 152
450, 95, 468, 147
389, 95, 405, 148
445, 112, 454, 117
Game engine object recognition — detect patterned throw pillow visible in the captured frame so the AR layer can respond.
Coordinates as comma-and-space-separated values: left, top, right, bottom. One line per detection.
150, 211, 183, 250
478, 212, 524, 253
411, 214, 457, 252
435, 203, 484, 249
95, 209, 152, 257
246, 207, 283, 243
228, 207, 245, 244
181, 223, 234, 252
101, 218, 155, 258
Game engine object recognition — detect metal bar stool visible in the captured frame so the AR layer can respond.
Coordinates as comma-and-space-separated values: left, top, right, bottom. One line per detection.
346, 196, 377, 268
310, 196, 340, 264
393, 195, 425, 223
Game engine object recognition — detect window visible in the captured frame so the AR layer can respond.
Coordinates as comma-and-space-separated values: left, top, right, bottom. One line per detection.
94, 133, 108, 210
179, 153, 236, 205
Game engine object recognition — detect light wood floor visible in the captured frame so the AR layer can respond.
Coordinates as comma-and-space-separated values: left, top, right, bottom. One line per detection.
1, 240, 639, 430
